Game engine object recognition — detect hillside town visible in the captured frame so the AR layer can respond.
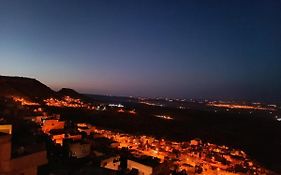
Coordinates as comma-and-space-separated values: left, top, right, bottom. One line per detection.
1, 95, 276, 175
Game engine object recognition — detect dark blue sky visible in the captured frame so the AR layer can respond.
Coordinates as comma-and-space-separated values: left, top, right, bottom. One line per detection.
0, 0, 280, 101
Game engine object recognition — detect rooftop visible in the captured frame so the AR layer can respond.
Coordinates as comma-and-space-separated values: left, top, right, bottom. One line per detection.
128, 155, 161, 168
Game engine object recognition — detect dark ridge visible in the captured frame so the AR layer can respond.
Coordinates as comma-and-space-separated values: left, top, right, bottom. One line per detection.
57, 88, 84, 99
0, 75, 57, 100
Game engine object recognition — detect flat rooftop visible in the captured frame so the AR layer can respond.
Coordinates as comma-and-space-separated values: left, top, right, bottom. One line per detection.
128, 155, 161, 167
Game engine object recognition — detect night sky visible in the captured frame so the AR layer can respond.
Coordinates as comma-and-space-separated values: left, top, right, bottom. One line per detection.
0, 0, 280, 101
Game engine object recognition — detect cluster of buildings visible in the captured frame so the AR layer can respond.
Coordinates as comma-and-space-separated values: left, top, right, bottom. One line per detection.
43, 96, 95, 109
30, 113, 169, 175
43, 96, 137, 115
94, 128, 269, 175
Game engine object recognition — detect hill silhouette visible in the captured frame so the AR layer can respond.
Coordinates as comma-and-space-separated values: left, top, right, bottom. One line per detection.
0, 76, 83, 100
57, 88, 83, 99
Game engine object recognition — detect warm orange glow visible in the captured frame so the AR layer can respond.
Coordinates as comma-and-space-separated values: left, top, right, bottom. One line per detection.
128, 109, 137, 115
208, 102, 276, 111
44, 96, 95, 109
93, 128, 267, 175
154, 115, 173, 120
118, 109, 125, 113
12, 97, 39, 106
139, 101, 164, 107
42, 120, 65, 133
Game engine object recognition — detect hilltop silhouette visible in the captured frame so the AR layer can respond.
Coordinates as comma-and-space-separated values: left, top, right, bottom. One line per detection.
0, 75, 83, 100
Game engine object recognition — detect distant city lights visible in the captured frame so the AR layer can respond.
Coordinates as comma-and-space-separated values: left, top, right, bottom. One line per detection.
154, 115, 173, 120
208, 102, 277, 111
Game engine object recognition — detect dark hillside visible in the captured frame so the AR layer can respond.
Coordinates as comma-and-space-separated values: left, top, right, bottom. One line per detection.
0, 76, 56, 99
57, 88, 83, 99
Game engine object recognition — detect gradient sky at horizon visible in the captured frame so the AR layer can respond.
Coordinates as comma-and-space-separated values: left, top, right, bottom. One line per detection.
0, 0, 281, 101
